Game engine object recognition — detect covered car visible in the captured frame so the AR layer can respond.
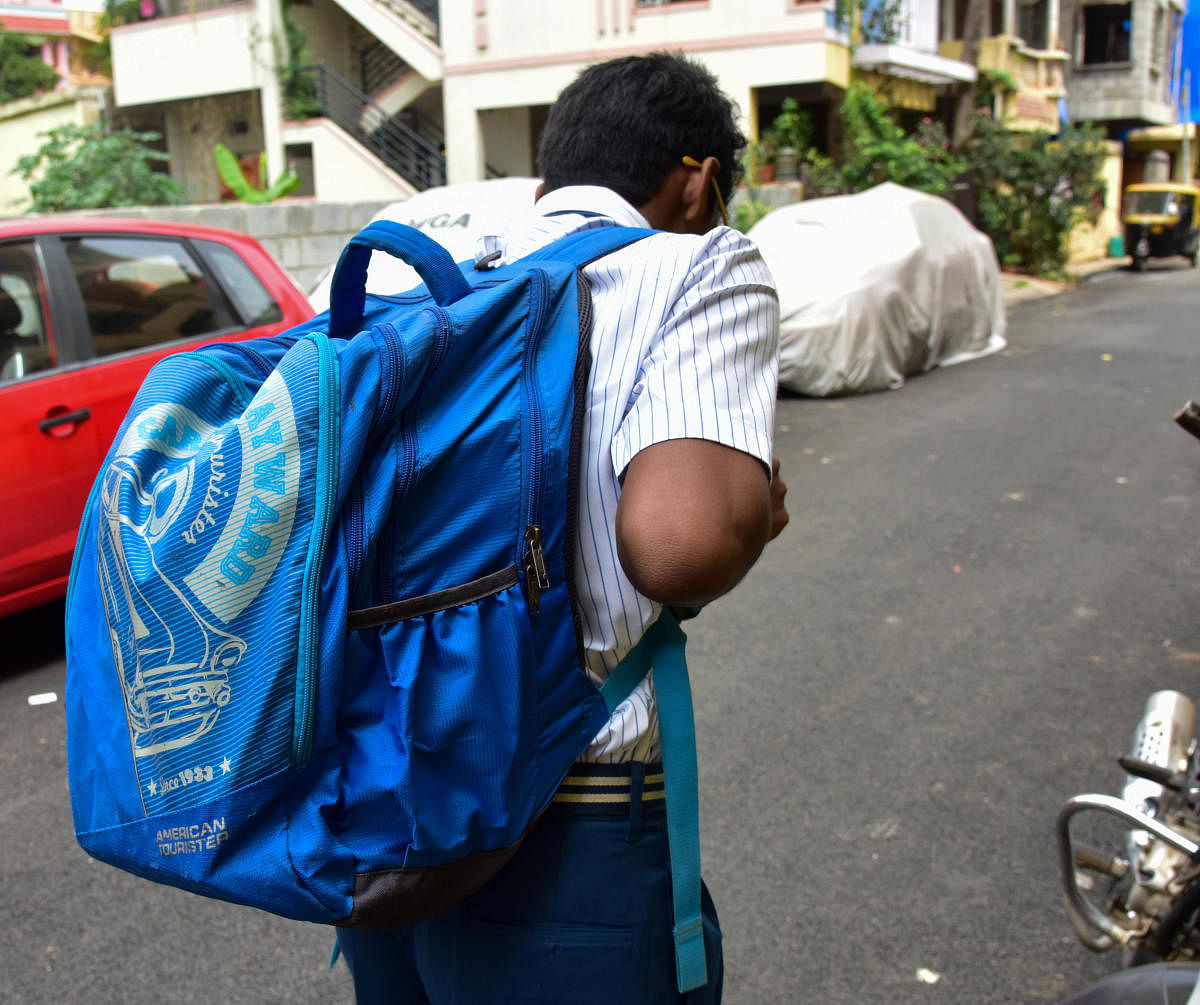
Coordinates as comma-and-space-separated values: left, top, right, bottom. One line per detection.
747, 182, 1006, 397
308, 177, 542, 311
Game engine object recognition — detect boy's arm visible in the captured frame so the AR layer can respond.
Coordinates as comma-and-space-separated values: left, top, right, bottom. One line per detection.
610, 227, 786, 606
616, 439, 787, 608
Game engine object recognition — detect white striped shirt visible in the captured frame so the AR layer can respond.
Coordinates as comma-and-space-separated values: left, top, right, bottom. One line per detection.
479, 186, 779, 763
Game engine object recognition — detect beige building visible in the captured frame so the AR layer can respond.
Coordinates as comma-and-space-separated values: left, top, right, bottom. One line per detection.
100, 0, 980, 202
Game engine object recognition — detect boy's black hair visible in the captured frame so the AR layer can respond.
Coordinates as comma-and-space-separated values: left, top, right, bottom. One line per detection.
537, 51, 745, 210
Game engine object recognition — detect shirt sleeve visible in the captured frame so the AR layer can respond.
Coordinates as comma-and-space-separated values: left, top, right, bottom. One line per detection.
609, 228, 780, 479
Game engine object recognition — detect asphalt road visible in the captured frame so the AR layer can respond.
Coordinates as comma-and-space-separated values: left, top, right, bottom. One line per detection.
5, 261, 1200, 1003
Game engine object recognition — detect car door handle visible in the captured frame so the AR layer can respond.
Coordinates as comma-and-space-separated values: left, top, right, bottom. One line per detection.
39, 408, 91, 433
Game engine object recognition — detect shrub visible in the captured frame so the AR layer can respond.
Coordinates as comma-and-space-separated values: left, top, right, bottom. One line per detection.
768, 97, 812, 154
838, 82, 965, 197
12, 122, 185, 212
0, 30, 59, 104
963, 110, 1106, 277
732, 199, 771, 233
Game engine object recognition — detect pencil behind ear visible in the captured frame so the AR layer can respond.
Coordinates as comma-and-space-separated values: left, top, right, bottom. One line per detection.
681, 156, 723, 232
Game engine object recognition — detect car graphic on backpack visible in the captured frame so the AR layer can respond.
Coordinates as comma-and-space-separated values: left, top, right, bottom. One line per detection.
97, 452, 244, 758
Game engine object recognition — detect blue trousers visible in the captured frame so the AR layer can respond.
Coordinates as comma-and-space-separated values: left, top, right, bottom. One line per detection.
336, 793, 723, 1004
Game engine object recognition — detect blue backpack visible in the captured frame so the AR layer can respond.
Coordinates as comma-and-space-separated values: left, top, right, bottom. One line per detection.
64, 221, 709, 993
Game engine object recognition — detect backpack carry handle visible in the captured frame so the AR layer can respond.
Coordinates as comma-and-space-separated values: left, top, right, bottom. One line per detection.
329, 221, 472, 336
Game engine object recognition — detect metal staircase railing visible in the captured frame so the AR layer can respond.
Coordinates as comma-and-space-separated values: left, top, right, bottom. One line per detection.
358, 38, 407, 100
394, 105, 444, 147
377, 0, 439, 43
303, 63, 446, 191
389, 106, 507, 180
402, 0, 436, 21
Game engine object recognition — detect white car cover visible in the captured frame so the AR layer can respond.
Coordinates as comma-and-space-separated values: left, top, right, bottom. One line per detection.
308, 177, 542, 312
747, 182, 1007, 397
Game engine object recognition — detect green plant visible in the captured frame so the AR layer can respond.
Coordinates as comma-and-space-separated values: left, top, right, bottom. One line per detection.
833, 0, 907, 44
249, 0, 321, 120
214, 143, 301, 203
276, 0, 322, 120
859, 0, 908, 43
0, 30, 60, 103
837, 82, 965, 197
770, 98, 811, 154
742, 137, 775, 183
732, 199, 771, 233
12, 121, 184, 211
963, 110, 1106, 277
975, 67, 1017, 113
84, 0, 139, 78
801, 148, 844, 198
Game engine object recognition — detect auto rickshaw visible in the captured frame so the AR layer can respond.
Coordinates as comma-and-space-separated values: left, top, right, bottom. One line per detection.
1123, 182, 1200, 270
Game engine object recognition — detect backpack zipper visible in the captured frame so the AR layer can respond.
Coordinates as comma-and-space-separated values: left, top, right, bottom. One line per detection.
521, 271, 551, 613
397, 311, 451, 502
563, 271, 595, 667
346, 323, 406, 586
376, 308, 453, 603
294, 332, 340, 765
237, 343, 275, 379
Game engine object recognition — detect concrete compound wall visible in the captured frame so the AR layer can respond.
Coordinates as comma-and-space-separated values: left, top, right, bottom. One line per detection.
63, 199, 395, 297
1067, 140, 1125, 265
0, 88, 105, 217
58, 175, 1112, 308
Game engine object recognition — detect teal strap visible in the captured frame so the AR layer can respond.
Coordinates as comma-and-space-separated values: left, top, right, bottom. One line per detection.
599, 609, 708, 994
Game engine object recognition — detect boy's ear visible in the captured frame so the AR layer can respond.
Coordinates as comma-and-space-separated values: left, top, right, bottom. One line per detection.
680, 156, 720, 233
640, 157, 720, 235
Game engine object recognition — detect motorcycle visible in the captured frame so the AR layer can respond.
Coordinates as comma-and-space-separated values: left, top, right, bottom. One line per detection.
1055, 402, 1200, 1003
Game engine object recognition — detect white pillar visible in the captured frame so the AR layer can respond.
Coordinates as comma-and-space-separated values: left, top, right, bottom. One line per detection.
254, 0, 287, 184
1048, 0, 1061, 50
1003, 0, 1016, 37
443, 78, 485, 184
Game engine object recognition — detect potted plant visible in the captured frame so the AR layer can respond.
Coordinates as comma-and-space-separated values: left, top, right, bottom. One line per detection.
745, 135, 776, 184
770, 98, 811, 181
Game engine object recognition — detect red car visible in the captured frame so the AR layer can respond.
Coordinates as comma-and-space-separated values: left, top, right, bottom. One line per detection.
0, 217, 314, 619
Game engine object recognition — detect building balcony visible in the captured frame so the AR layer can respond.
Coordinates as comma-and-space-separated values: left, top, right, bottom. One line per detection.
110, 2, 262, 107
852, 43, 975, 111
941, 34, 1068, 131
981, 35, 1068, 96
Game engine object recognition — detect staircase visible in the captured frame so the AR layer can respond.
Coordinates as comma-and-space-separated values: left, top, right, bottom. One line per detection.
303, 63, 446, 190
359, 39, 408, 100
324, 0, 442, 84
380, 0, 438, 42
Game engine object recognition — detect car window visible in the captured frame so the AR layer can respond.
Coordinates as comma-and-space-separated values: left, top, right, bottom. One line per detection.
0, 240, 54, 384
194, 239, 284, 328
63, 235, 222, 357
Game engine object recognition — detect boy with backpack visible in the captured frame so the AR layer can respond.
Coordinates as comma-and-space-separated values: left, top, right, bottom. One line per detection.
334, 50, 788, 1005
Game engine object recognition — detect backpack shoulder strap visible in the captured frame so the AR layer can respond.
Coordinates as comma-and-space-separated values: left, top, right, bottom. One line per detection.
522, 224, 658, 268
600, 609, 708, 995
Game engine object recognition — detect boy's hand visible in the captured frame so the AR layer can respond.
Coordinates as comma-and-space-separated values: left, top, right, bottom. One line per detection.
768, 455, 789, 541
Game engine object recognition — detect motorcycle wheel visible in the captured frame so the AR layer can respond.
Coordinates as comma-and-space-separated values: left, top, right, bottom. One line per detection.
1133, 256, 1147, 272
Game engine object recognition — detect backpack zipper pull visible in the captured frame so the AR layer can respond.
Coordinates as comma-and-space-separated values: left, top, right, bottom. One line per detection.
523, 524, 550, 614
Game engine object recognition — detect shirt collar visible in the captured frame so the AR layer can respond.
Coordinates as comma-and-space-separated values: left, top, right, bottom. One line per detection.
533, 185, 652, 228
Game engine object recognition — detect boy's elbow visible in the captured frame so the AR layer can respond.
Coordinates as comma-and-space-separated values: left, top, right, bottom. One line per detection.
616, 502, 769, 607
